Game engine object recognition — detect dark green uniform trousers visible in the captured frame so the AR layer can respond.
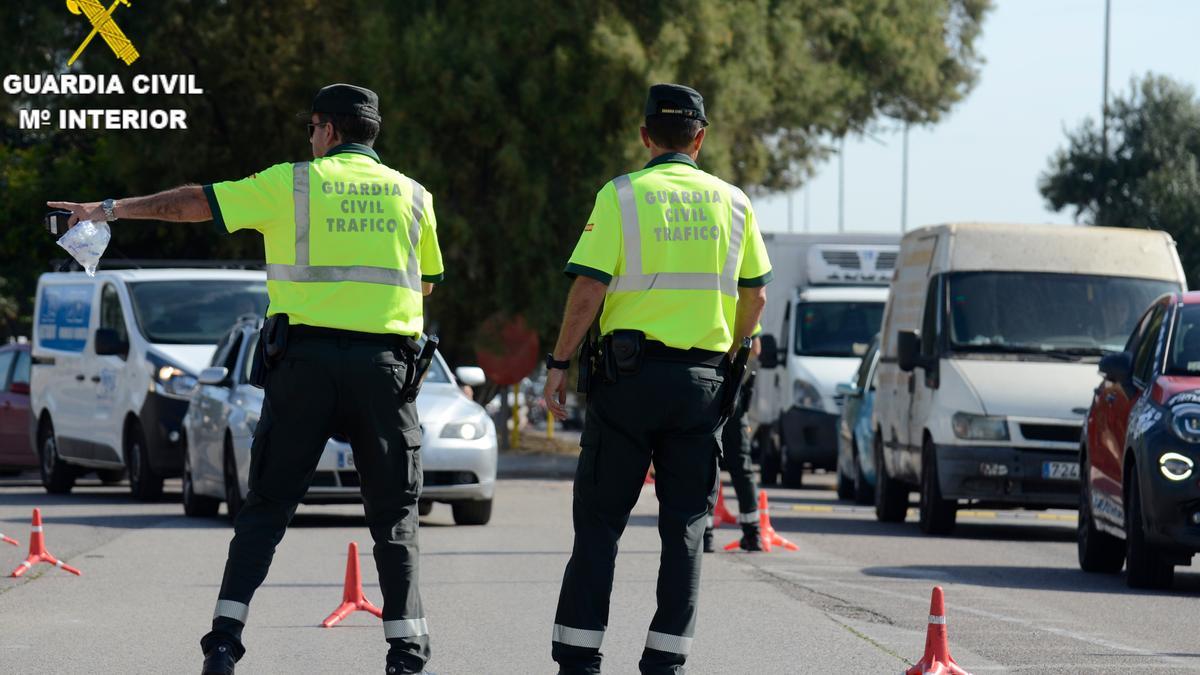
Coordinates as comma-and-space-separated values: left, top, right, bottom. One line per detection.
709, 397, 759, 526
552, 358, 724, 675
200, 332, 429, 673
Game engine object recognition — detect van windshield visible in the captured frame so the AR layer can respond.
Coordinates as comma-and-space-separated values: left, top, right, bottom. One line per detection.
794, 302, 885, 357
128, 280, 269, 344
947, 272, 1176, 355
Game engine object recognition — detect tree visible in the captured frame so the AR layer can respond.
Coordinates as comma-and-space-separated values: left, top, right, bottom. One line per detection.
1040, 74, 1200, 283
0, 0, 991, 356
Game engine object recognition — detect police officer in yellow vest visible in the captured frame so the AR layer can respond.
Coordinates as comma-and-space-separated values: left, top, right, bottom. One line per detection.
50, 84, 443, 675
542, 84, 771, 675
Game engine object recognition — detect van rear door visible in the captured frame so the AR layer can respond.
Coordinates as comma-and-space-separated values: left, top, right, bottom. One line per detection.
35, 281, 97, 458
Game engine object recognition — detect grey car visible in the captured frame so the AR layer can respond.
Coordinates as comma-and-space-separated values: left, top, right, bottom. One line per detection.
181, 318, 497, 525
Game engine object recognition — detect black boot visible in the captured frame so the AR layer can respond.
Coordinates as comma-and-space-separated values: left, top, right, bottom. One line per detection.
739, 524, 764, 552
201, 641, 237, 675
703, 527, 715, 553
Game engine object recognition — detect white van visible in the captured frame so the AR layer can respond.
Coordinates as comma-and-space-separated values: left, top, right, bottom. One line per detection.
755, 240, 898, 488
873, 223, 1186, 534
30, 269, 268, 499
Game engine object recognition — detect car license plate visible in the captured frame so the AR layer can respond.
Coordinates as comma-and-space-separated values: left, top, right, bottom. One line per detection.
1042, 461, 1078, 481
337, 449, 355, 469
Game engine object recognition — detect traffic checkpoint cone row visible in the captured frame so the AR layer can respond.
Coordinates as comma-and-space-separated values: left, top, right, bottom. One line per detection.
1, 531, 18, 547
711, 483, 737, 528
724, 490, 798, 552
321, 541, 383, 628
10, 508, 82, 577
904, 587, 972, 675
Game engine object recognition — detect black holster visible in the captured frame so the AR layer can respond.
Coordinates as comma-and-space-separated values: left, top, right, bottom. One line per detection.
606, 330, 645, 375
248, 314, 290, 389
577, 337, 594, 394
404, 334, 439, 403
719, 338, 753, 424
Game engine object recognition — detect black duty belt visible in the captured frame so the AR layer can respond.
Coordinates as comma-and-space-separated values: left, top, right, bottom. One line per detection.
290, 324, 420, 353
642, 340, 727, 367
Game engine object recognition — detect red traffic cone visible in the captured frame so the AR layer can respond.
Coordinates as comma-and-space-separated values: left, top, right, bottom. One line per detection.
758, 491, 798, 551
904, 587, 972, 675
1, 531, 18, 547
10, 508, 81, 577
321, 542, 383, 628
712, 483, 737, 528
724, 490, 797, 552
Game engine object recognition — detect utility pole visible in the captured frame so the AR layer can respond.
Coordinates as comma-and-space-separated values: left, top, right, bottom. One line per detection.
901, 123, 910, 233
787, 190, 794, 233
1099, 0, 1112, 225
837, 137, 845, 233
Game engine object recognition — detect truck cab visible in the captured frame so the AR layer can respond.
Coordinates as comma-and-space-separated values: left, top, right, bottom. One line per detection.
755, 240, 897, 487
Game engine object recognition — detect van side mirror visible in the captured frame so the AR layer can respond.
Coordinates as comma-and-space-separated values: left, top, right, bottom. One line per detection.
198, 367, 230, 386
835, 382, 857, 397
1099, 352, 1132, 383
94, 328, 128, 358
759, 334, 780, 369
897, 330, 920, 372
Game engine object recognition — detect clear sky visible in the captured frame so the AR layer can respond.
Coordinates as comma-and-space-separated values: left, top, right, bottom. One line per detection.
755, 0, 1200, 234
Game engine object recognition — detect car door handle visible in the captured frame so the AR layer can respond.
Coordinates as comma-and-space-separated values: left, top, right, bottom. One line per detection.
75, 374, 86, 381
91, 376, 101, 383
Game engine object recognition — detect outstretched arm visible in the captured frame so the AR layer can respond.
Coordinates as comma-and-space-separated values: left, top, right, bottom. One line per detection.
48, 185, 212, 228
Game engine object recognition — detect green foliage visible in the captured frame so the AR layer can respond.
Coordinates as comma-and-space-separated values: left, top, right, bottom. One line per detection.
0, 0, 989, 354
1040, 74, 1200, 284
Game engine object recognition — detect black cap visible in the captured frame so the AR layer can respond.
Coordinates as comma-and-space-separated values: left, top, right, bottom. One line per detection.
644, 83, 707, 126
306, 83, 381, 122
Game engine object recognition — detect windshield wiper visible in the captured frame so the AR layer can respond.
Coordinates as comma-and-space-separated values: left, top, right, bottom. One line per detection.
952, 343, 1080, 361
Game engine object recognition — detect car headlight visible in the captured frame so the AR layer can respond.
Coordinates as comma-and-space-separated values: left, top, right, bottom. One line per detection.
1159, 452, 1194, 481
148, 357, 198, 398
441, 416, 486, 441
793, 381, 823, 410
1169, 404, 1200, 443
952, 412, 1009, 441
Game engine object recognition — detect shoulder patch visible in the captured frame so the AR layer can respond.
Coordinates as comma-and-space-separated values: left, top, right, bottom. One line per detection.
584, 223, 594, 232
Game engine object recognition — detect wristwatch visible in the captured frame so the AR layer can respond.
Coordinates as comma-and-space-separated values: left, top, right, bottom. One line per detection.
100, 198, 118, 222
545, 353, 570, 371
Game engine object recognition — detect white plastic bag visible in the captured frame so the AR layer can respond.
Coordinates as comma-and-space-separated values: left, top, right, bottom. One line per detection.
56, 220, 111, 276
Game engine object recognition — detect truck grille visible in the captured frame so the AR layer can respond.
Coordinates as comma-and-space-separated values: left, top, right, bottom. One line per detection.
821, 250, 862, 270
1019, 424, 1081, 444
877, 252, 898, 271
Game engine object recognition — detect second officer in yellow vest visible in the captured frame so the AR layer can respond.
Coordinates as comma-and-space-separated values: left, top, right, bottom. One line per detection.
543, 84, 772, 675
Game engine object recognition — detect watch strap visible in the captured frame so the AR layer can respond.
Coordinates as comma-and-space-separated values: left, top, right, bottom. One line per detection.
545, 353, 570, 370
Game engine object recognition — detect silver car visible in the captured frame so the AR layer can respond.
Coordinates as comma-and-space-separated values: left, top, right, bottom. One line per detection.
181, 318, 497, 525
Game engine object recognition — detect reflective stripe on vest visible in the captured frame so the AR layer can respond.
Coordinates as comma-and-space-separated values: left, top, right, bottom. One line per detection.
608, 175, 746, 298
264, 163, 424, 291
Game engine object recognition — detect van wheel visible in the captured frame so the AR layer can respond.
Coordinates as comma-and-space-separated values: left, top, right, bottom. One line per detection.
126, 421, 163, 502
918, 440, 957, 535
1077, 448, 1124, 573
97, 468, 126, 485
452, 499, 492, 525
853, 448, 873, 506
1125, 463, 1174, 589
874, 435, 908, 523
38, 419, 76, 495
759, 429, 780, 486
836, 463, 854, 500
183, 450, 220, 518
224, 438, 245, 522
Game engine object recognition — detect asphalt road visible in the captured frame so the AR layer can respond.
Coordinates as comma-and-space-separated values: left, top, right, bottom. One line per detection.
0, 469, 1197, 674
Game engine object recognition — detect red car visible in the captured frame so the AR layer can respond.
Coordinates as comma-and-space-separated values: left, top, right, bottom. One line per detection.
0, 343, 35, 473
1079, 291, 1200, 588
